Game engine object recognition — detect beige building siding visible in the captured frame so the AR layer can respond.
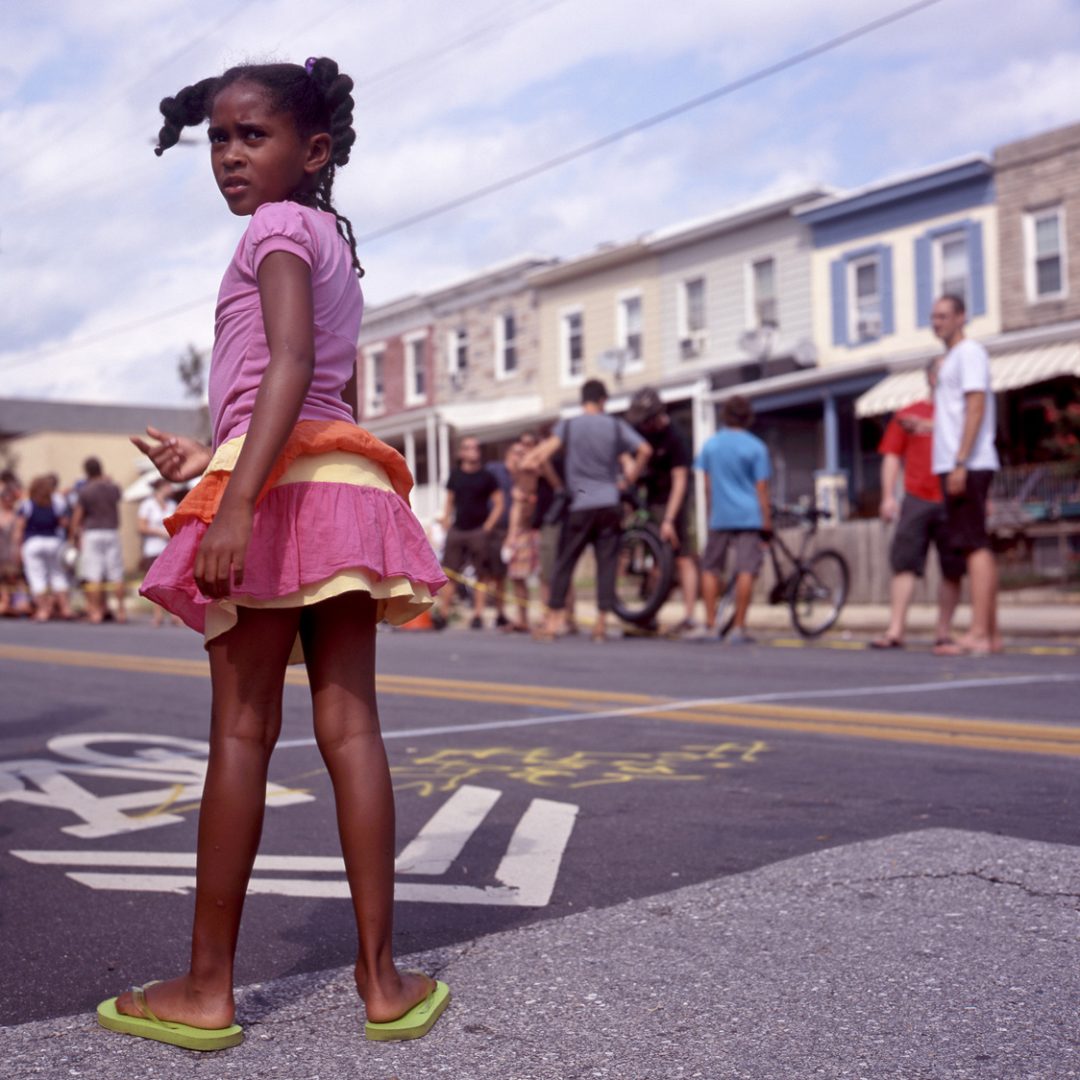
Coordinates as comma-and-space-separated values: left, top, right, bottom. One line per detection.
533, 253, 661, 412
6, 432, 153, 573
809, 201, 1000, 368
433, 287, 543, 406
656, 215, 815, 377
994, 122, 1080, 332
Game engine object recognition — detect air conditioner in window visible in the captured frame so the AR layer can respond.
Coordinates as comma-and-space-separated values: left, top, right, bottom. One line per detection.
856, 316, 882, 341
679, 333, 707, 360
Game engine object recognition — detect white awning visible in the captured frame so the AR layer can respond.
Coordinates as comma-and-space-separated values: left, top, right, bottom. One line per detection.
855, 342, 1080, 418
437, 394, 548, 436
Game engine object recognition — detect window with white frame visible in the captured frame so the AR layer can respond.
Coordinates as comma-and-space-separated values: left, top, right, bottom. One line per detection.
495, 312, 518, 378
405, 335, 426, 404
679, 277, 706, 360
933, 231, 970, 309
1026, 207, 1066, 300
364, 346, 385, 414
849, 256, 882, 342
447, 327, 468, 375
751, 257, 778, 327
618, 294, 643, 364
561, 309, 584, 382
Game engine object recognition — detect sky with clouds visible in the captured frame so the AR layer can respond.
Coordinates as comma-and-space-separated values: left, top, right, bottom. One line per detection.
2, 0, 1079, 407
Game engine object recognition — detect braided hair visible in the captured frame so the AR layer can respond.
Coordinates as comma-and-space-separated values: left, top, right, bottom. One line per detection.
155, 57, 363, 276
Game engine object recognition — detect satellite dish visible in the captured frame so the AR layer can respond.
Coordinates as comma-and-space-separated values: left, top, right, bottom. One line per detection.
596, 348, 631, 379
737, 326, 774, 362
793, 338, 818, 368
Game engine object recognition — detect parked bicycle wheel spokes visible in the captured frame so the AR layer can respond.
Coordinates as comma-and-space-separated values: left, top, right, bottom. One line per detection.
790, 550, 850, 638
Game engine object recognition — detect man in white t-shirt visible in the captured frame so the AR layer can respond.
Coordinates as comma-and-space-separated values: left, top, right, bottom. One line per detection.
929, 294, 1001, 655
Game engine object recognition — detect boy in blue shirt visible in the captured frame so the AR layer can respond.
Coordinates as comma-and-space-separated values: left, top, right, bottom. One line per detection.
693, 396, 772, 642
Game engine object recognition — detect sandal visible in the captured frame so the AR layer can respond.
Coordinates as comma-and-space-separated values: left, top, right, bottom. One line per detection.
869, 636, 904, 649
365, 979, 451, 1042
96, 982, 243, 1052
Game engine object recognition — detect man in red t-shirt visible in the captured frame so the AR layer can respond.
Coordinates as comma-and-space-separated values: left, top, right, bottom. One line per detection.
871, 360, 964, 648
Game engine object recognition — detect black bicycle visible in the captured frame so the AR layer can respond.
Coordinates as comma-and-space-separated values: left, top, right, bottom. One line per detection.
612, 489, 675, 626
714, 503, 850, 638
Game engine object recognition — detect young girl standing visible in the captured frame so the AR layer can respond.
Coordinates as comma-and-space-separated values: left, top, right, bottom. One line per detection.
97, 57, 450, 1050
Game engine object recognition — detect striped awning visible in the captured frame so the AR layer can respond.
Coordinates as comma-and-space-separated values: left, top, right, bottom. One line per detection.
855, 342, 1080, 417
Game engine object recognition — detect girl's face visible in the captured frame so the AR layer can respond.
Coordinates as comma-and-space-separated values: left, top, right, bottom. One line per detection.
208, 81, 331, 215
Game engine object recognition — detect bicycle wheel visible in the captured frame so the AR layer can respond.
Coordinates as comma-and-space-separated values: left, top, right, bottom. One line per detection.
612, 526, 674, 625
789, 549, 849, 638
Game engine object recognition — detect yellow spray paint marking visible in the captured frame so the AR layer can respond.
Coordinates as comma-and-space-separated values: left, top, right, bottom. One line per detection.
129, 783, 186, 821
389, 741, 768, 797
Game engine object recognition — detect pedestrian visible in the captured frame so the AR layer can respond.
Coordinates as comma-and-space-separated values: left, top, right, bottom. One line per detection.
928, 294, 1001, 655
11, 474, 74, 622
485, 443, 515, 629
502, 432, 541, 632
626, 387, 700, 634
436, 435, 505, 629
527, 378, 652, 642
693, 396, 772, 643
0, 484, 25, 616
871, 359, 964, 649
102, 57, 450, 1051
70, 456, 127, 624
137, 477, 181, 627
531, 425, 578, 630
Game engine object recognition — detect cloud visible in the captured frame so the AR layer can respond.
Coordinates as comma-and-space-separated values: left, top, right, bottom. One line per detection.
3, 0, 1080, 405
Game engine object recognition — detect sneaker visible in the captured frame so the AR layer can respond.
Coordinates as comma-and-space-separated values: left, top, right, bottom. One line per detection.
682, 624, 717, 642
495, 613, 511, 629
469, 615, 484, 630
430, 610, 448, 631
725, 628, 756, 645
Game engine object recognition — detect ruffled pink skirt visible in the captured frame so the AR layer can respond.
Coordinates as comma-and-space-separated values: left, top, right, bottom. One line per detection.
141, 420, 446, 662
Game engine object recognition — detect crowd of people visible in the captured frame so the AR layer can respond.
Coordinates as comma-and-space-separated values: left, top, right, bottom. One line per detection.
429, 293, 1001, 653
0, 459, 179, 624
430, 375, 776, 643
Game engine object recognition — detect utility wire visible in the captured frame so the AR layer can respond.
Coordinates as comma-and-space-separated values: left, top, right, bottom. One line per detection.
4, 0, 946, 370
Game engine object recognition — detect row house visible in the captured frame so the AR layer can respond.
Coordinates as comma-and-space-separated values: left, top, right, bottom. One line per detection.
356, 120, 1080, 534
529, 191, 826, 526
357, 256, 553, 526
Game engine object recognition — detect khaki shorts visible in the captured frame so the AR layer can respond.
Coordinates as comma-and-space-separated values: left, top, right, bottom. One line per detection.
443, 527, 495, 578
80, 529, 124, 583
702, 530, 764, 577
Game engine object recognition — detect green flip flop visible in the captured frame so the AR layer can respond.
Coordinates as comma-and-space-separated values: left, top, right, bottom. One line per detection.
365, 979, 451, 1042
96, 982, 243, 1052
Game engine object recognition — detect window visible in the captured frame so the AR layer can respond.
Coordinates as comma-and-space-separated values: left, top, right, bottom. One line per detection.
850, 256, 882, 342
1026, 207, 1066, 300
405, 335, 426, 405
561, 309, 584, 383
364, 346, 385, 415
679, 278, 707, 360
618, 294, 643, 364
933, 231, 969, 309
495, 312, 518, 379
751, 257, 777, 327
447, 327, 468, 375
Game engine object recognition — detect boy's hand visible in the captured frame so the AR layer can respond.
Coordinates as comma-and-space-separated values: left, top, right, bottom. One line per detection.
131, 426, 212, 483
194, 503, 252, 598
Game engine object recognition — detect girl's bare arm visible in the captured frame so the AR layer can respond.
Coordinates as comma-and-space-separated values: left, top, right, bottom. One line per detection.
195, 250, 316, 598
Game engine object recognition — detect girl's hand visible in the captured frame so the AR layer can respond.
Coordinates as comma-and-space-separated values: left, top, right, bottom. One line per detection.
194, 502, 253, 598
131, 427, 213, 482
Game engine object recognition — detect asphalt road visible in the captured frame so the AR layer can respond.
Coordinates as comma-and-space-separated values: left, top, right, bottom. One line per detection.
1, 617, 1078, 1031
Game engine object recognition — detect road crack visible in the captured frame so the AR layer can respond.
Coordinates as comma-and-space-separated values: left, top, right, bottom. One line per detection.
848, 868, 1080, 905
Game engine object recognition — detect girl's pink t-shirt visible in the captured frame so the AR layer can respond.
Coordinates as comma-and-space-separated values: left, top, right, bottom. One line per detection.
209, 202, 363, 449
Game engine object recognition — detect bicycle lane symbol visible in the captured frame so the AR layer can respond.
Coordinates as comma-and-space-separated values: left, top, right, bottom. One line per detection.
4, 734, 580, 908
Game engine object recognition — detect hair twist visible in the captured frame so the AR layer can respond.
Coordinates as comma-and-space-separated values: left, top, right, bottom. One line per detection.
155, 77, 218, 157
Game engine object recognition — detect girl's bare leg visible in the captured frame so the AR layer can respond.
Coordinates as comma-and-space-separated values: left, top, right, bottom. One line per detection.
299, 591, 434, 1023
115, 605, 300, 1028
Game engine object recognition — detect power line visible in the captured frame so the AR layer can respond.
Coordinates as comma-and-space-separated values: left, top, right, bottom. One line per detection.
4, 0, 947, 371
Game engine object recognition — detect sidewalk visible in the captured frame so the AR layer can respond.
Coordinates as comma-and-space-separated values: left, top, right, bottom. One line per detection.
5, 829, 1077, 1079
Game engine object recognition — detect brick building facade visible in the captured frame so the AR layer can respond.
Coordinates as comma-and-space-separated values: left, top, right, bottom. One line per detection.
994, 122, 1080, 332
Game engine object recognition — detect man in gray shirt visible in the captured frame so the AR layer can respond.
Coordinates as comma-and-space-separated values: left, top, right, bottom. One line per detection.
526, 379, 651, 641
